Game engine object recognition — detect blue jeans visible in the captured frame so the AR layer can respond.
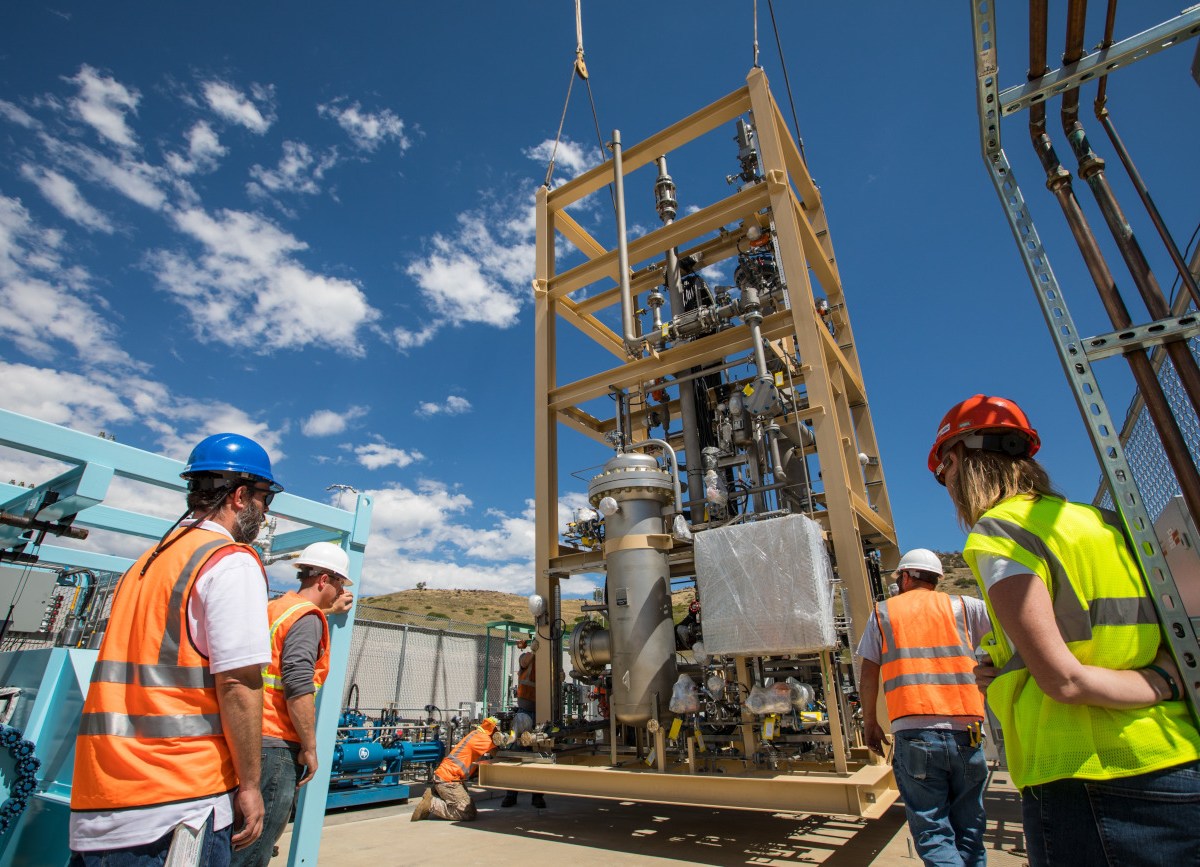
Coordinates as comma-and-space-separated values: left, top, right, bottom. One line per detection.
230, 745, 302, 867
1022, 760, 1200, 867
70, 811, 231, 866
892, 728, 988, 867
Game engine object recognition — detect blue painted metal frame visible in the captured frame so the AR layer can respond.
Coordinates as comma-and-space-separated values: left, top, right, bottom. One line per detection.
0, 409, 373, 865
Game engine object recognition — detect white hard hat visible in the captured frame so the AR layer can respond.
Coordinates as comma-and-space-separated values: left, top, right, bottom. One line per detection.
295, 542, 352, 585
896, 548, 943, 578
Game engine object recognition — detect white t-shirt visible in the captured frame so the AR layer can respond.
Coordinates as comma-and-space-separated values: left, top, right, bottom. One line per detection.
70, 520, 271, 852
855, 592, 991, 732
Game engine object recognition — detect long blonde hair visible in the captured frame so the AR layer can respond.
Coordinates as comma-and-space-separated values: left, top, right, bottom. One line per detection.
946, 445, 1062, 528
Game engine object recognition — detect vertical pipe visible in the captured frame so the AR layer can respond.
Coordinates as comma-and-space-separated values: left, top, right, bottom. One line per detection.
656, 156, 707, 515
612, 131, 640, 350
1093, 110, 1200, 308
1026, 0, 1200, 525
1058, 18, 1200, 435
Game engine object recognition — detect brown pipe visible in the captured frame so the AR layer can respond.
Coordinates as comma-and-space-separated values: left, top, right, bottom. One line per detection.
1025, 0, 1200, 526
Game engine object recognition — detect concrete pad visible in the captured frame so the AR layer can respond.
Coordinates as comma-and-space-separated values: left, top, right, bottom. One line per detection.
271, 772, 1028, 866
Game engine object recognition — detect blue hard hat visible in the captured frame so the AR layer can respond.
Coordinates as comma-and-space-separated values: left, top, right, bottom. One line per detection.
181, 433, 283, 492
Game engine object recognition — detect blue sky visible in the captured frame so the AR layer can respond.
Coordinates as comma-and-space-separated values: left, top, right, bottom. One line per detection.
1, 3, 1196, 597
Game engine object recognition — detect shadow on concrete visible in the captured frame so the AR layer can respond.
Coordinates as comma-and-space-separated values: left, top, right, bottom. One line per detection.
461, 795, 908, 866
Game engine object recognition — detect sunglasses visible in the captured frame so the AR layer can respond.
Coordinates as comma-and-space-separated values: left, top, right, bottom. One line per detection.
245, 485, 276, 508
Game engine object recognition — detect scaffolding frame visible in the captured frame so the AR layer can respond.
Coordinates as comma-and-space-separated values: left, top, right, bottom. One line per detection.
497, 67, 901, 816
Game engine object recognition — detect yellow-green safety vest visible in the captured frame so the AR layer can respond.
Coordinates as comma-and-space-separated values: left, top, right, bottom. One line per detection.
964, 494, 1200, 789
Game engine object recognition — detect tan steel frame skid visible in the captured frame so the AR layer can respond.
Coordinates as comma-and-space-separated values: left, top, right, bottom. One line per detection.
500, 67, 900, 817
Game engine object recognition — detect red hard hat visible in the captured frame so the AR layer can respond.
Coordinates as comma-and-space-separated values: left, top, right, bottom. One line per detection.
928, 395, 1040, 475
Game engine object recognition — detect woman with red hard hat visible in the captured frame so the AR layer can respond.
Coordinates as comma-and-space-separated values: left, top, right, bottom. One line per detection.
930, 394, 1200, 866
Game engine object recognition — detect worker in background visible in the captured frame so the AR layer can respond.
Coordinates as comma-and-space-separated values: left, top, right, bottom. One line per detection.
231, 542, 353, 867
856, 548, 991, 867
501, 638, 546, 809
70, 433, 282, 865
931, 394, 1200, 866
411, 718, 501, 821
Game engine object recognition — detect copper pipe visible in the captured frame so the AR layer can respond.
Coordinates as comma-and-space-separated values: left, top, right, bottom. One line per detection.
1058, 1, 1200, 408
1025, 0, 1200, 524
1090, 0, 1200, 308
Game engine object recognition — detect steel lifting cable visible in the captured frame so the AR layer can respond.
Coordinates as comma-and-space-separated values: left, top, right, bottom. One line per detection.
765, 0, 806, 163
543, 0, 610, 206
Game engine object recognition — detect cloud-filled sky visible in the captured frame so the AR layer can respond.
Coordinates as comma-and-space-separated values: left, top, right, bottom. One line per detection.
1, 3, 1197, 598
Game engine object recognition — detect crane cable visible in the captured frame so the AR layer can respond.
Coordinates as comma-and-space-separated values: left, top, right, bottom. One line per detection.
543, 0, 609, 203
762, 0, 807, 163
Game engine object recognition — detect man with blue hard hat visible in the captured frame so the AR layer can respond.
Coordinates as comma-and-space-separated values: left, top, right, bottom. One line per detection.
70, 433, 283, 866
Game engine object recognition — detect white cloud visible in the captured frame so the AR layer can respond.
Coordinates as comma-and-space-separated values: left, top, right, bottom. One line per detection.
0, 100, 39, 130
524, 138, 594, 182
458, 501, 535, 561
20, 164, 113, 233
0, 194, 132, 367
358, 480, 470, 553
202, 80, 273, 134
415, 395, 471, 418
354, 442, 423, 470
40, 134, 168, 210
302, 406, 368, 437
148, 207, 380, 354
166, 121, 227, 176
317, 99, 410, 152
67, 65, 140, 149
0, 361, 132, 433
248, 141, 338, 197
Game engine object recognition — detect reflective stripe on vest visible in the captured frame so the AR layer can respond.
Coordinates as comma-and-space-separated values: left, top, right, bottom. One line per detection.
965, 495, 1200, 789
72, 528, 265, 812
261, 593, 330, 743
874, 591, 984, 719
435, 726, 493, 782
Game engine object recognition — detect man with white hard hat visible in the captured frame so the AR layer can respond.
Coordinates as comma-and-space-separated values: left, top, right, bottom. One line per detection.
232, 542, 353, 867
855, 549, 992, 867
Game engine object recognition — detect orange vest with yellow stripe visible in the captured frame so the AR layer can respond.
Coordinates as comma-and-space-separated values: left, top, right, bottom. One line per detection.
434, 725, 495, 783
262, 592, 330, 744
875, 590, 985, 721
72, 527, 266, 811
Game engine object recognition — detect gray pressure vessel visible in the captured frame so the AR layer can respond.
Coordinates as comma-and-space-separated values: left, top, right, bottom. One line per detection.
589, 451, 678, 726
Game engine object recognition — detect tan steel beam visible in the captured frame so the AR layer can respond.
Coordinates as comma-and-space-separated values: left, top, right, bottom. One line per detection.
478, 760, 898, 819
548, 182, 771, 300
547, 89, 751, 210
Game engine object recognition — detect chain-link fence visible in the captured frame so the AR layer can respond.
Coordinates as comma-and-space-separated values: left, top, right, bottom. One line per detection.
339, 603, 532, 720
1097, 337, 1200, 519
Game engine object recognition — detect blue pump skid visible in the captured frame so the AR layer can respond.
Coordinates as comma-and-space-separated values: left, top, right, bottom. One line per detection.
327, 709, 445, 809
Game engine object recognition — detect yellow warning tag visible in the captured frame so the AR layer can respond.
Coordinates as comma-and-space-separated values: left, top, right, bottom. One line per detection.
661, 324, 670, 339
645, 747, 656, 766
742, 383, 754, 397
695, 729, 707, 752
763, 715, 776, 740
774, 371, 784, 387
668, 718, 682, 739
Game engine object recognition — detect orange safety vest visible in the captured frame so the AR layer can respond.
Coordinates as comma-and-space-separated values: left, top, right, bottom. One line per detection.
434, 725, 495, 783
875, 590, 985, 721
72, 527, 266, 811
515, 650, 536, 703
262, 592, 330, 744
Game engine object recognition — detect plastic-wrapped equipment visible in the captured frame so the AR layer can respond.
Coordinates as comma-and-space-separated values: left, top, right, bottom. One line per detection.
744, 681, 793, 715
694, 513, 837, 655
669, 674, 701, 713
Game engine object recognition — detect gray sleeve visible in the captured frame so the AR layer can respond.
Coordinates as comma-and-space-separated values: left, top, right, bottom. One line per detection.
854, 611, 882, 664
963, 596, 993, 647
281, 614, 323, 699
